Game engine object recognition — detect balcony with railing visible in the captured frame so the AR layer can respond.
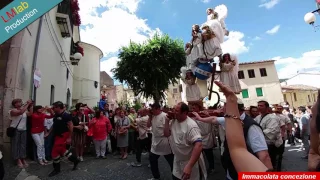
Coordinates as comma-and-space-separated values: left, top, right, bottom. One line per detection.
67, 39, 84, 65
56, 0, 73, 38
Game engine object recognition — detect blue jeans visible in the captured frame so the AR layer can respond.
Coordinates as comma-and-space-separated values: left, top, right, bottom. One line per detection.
45, 131, 54, 160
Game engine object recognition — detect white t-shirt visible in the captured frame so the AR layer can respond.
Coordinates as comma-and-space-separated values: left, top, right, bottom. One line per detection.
9, 109, 27, 131
170, 117, 204, 180
151, 112, 172, 155
136, 115, 149, 140
194, 119, 214, 149
44, 117, 54, 130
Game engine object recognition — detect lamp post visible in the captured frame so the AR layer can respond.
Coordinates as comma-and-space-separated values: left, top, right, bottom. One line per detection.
304, 1, 320, 30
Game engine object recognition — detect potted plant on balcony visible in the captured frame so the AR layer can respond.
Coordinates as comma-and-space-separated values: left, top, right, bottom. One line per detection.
71, 0, 81, 26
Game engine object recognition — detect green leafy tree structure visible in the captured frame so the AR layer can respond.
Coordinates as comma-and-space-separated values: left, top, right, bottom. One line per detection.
112, 34, 186, 102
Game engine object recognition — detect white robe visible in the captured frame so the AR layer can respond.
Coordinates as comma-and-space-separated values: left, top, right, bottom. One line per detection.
190, 32, 203, 62
200, 19, 224, 59
220, 62, 241, 93
186, 84, 201, 102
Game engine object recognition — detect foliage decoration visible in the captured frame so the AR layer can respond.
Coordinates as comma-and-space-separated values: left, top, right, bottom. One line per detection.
71, 0, 81, 26
112, 34, 186, 102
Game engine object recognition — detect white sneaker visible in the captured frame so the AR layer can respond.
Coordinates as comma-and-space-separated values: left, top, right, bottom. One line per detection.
131, 162, 142, 167
79, 156, 84, 162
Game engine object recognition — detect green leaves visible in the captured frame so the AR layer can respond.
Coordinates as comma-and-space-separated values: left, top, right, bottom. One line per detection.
112, 34, 185, 101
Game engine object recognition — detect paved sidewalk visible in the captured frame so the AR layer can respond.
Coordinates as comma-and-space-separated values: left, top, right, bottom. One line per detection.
6, 149, 225, 180
5, 143, 308, 180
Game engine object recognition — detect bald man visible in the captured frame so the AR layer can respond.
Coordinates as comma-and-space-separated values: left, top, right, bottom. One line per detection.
164, 102, 206, 180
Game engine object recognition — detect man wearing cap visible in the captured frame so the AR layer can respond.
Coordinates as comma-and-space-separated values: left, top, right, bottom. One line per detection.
49, 101, 79, 177
192, 99, 272, 180
147, 102, 174, 180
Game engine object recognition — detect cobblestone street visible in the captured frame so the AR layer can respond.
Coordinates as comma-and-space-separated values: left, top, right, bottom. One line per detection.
4, 141, 307, 180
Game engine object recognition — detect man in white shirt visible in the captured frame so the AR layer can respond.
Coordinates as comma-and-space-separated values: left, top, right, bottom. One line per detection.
164, 102, 206, 180
131, 108, 149, 167
147, 102, 174, 180
274, 105, 292, 171
44, 115, 54, 161
255, 100, 282, 170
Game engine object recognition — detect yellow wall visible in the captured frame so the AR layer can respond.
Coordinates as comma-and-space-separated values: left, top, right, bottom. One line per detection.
282, 90, 318, 108
167, 82, 182, 107
236, 61, 283, 107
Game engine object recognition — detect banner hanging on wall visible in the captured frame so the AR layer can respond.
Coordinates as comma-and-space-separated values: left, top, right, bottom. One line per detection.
0, 0, 63, 44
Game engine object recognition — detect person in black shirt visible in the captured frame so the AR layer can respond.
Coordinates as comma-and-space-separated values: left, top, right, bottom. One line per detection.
49, 101, 79, 177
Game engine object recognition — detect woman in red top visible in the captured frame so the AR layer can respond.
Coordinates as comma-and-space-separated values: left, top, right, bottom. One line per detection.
89, 110, 112, 159
31, 105, 54, 165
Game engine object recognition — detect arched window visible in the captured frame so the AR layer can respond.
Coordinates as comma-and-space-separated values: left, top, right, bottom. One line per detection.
50, 85, 55, 105
66, 88, 71, 109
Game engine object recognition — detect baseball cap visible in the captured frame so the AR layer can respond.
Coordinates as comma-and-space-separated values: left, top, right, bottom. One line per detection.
220, 98, 244, 105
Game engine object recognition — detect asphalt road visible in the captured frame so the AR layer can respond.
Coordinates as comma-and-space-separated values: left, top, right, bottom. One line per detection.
5, 141, 308, 180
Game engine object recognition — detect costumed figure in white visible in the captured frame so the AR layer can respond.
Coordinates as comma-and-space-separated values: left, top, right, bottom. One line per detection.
219, 53, 241, 94
190, 24, 203, 68
200, 22, 224, 62
185, 42, 192, 68
200, 5, 228, 63
206, 5, 229, 36
181, 67, 202, 105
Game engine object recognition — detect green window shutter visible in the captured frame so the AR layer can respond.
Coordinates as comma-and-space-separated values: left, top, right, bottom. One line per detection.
256, 88, 263, 97
242, 89, 249, 98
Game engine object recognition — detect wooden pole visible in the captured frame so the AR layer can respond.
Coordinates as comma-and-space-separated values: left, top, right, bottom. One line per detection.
208, 63, 217, 100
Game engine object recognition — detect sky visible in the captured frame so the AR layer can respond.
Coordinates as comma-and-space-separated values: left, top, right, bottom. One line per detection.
78, 0, 320, 84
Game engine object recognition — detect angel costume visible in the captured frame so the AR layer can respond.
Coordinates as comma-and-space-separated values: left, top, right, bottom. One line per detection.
200, 20, 224, 61
206, 5, 229, 36
190, 31, 203, 63
181, 68, 202, 102
185, 44, 192, 68
186, 82, 201, 102
219, 54, 241, 93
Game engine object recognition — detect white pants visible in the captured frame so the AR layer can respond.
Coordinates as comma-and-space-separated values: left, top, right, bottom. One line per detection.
93, 138, 107, 156
31, 132, 45, 160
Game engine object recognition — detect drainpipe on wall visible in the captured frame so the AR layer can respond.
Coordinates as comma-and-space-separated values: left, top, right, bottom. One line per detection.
29, 16, 43, 103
